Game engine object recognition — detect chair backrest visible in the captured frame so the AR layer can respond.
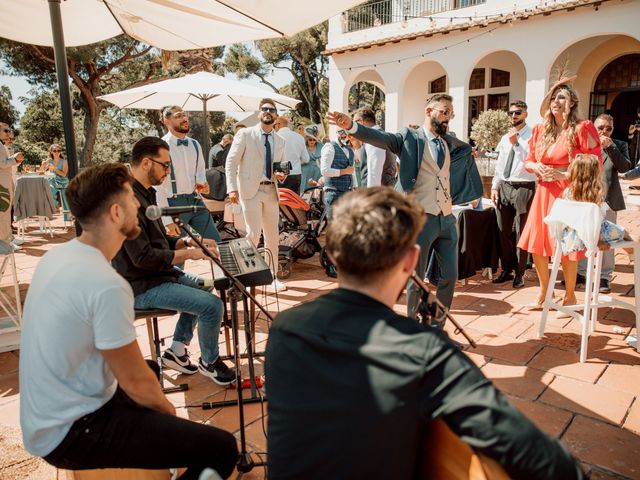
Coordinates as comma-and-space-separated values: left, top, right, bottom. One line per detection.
543, 198, 602, 256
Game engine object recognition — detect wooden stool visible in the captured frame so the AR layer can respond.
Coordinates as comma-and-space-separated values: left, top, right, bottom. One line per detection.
58, 468, 171, 479
134, 308, 187, 394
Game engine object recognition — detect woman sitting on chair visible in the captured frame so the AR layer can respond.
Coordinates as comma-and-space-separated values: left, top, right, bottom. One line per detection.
42, 144, 69, 220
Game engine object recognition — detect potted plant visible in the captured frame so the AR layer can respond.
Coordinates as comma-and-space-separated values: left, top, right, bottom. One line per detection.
469, 109, 511, 197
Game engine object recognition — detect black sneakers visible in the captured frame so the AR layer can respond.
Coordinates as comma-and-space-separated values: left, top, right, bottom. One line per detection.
198, 357, 236, 386
162, 348, 198, 375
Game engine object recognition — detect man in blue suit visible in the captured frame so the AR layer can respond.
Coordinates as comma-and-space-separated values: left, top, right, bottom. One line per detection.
327, 94, 482, 323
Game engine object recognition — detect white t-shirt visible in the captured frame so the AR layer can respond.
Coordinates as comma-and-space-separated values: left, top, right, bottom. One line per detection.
19, 239, 136, 457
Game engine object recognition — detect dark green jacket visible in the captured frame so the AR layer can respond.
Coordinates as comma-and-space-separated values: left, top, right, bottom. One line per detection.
352, 124, 483, 204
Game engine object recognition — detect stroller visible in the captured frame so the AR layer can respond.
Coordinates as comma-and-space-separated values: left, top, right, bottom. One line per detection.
277, 187, 327, 279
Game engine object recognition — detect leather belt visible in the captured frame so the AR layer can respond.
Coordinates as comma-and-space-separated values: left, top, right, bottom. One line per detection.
260, 181, 274, 185
505, 181, 535, 187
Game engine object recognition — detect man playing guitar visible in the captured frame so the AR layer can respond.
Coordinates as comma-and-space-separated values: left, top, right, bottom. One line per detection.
266, 187, 584, 480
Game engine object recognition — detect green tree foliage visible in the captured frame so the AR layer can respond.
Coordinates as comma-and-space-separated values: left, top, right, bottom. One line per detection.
225, 24, 329, 123
348, 82, 386, 127
0, 86, 19, 126
470, 109, 511, 152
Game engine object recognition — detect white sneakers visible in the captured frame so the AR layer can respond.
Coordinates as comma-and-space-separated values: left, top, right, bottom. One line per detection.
268, 279, 287, 292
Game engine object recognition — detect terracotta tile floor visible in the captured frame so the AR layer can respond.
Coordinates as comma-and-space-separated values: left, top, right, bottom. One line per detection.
1, 198, 639, 479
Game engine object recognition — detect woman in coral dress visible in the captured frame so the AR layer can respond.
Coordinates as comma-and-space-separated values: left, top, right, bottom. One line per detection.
518, 80, 601, 309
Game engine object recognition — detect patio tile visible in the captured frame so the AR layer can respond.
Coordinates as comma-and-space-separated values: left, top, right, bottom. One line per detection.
466, 315, 520, 335
0, 372, 19, 405
0, 398, 21, 427
469, 335, 543, 366
508, 397, 573, 438
588, 335, 640, 366
0, 351, 19, 374
463, 351, 489, 368
562, 415, 640, 479
596, 363, 640, 396
623, 401, 640, 435
481, 361, 554, 400
540, 376, 634, 425
528, 347, 608, 383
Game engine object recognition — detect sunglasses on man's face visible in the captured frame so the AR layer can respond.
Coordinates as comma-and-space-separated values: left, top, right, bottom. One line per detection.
149, 158, 171, 170
508, 110, 524, 116
260, 107, 277, 113
337, 129, 347, 136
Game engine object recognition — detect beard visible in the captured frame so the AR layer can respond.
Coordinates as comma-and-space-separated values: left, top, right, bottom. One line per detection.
261, 114, 275, 125
512, 119, 525, 127
431, 115, 448, 136
175, 123, 189, 134
148, 170, 166, 187
121, 222, 141, 241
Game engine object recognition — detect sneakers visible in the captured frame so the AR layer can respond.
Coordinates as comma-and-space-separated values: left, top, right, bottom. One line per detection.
161, 348, 198, 375
11, 237, 24, 246
268, 279, 287, 291
198, 357, 236, 386
599, 278, 612, 294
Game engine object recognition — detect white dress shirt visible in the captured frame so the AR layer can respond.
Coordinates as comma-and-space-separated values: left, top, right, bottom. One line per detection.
491, 124, 535, 190
276, 127, 308, 175
364, 125, 388, 187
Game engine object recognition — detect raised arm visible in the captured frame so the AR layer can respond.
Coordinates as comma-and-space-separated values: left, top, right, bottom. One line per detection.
326, 111, 405, 156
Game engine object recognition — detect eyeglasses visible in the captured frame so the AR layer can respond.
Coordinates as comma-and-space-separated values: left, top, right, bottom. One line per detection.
433, 108, 453, 118
260, 106, 277, 113
149, 158, 171, 170
337, 129, 347, 136
508, 110, 524, 116
596, 125, 613, 132
51, 149, 62, 153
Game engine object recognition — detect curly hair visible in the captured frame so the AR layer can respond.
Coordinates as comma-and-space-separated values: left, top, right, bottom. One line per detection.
326, 187, 425, 281
536, 85, 581, 162
567, 154, 603, 204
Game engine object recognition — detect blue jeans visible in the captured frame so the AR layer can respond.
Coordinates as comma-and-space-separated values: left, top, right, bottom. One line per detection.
134, 272, 223, 365
407, 213, 458, 319
48, 181, 70, 221
323, 188, 349, 219
168, 194, 221, 242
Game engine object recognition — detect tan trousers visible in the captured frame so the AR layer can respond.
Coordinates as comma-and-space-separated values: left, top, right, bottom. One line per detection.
0, 169, 14, 243
240, 184, 280, 272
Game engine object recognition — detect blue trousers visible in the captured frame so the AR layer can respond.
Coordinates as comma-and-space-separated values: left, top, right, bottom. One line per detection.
134, 272, 224, 365
407, 213, 458, 318
168, 194, 221, 242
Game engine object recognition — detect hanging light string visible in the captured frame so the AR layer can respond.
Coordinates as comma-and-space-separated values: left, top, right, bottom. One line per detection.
331, 26, 498, 73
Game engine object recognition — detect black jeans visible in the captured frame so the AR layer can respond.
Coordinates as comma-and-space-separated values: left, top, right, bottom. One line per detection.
44, 362, 238, 479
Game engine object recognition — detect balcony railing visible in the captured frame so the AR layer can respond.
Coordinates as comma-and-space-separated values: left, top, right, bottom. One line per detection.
342, 0, 487, 33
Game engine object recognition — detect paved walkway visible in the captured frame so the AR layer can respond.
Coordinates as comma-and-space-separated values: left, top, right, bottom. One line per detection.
1, 181, 639, 479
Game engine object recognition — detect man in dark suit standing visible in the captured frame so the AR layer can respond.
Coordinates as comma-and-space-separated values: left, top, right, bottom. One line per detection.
577, 113, 632, 293
327, 94, 482, 321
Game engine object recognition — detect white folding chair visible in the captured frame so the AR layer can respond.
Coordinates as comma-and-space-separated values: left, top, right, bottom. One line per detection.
0, 241, 22, 353
539, 199, 639, 362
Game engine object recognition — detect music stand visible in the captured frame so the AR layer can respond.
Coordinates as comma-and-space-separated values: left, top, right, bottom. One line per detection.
171, 215, 273, 476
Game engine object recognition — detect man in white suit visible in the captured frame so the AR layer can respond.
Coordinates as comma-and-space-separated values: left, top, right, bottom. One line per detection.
226, 98, 286, 290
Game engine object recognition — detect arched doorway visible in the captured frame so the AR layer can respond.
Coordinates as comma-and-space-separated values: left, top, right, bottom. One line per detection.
590, 53, 640, 141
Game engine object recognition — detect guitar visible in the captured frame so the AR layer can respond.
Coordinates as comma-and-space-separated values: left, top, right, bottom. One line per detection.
419, 419, 511, 480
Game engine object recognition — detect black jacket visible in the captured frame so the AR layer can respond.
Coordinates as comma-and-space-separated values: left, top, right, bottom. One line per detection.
602, 138, 631, 211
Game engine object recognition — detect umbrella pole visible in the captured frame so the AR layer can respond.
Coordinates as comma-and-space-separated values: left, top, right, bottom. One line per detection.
201, 96, 209, 162
48, 0, 78, 180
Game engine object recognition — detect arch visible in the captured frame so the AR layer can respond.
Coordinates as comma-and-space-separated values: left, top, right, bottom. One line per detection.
400, 60, 447, 127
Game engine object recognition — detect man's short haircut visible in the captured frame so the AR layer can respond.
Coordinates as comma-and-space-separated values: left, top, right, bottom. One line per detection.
162, 105, 182, 118
259, 98, 277, 110
326, 187, 426, 280
596, 113, 614, 124
355, 108, 376, 124
222, 133, 234, 141
66, 163, 132, 227
276, 116, 289, 127
510, 100, 528, 110
235, 123, 247, 130
425, 93, 453, 107
131, 137, 170, 166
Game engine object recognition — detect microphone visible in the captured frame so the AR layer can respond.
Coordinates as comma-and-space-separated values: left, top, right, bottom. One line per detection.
145, 205, 206, 221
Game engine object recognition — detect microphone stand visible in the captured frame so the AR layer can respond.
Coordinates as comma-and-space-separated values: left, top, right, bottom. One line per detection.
171, 215, 272, 476
410, 272, 477, 348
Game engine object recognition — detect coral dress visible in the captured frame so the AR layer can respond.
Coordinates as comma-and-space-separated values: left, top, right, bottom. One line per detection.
517, 120, 602, 260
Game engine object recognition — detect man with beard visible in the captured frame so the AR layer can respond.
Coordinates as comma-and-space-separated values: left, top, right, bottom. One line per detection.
113, 137, 235, 385
327, 94, 482, 319
20, 162, 238, 478
490, 101, 536, 289
157, 106, 221, 242
0, 122, 23, 247
226, 98, 287, 290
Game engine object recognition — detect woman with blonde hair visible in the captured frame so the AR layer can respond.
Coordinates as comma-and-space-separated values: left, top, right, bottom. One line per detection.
42, 144, 70, 220
518, 78, 601, 309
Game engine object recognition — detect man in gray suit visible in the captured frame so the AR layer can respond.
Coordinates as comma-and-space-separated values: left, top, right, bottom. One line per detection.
577, 113, 632, 293
327, 94, 482, 321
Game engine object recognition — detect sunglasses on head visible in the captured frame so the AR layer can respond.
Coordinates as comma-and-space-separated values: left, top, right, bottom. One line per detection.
260, 106, 277, 113
508, 110, 523, 116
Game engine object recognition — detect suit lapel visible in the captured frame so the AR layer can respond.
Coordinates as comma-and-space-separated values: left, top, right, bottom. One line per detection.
415, 128, 426, 170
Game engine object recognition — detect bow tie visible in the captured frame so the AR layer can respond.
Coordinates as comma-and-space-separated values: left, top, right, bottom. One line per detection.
176, 138, 189, 147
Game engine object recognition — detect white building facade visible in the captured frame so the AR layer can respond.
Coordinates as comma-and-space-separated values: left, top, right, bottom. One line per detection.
326, 0, 640, 141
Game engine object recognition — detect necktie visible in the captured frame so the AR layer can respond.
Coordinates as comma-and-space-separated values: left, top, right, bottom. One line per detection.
264, 133, 272, 180
432, 137, 445, 169
503, 147, 516, 179
177, 138, 189, 147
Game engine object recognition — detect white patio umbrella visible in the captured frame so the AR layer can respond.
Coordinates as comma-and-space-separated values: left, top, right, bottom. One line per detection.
0, 0, 366, 177
2, 0, 365, 50
98, 71, 301, 154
